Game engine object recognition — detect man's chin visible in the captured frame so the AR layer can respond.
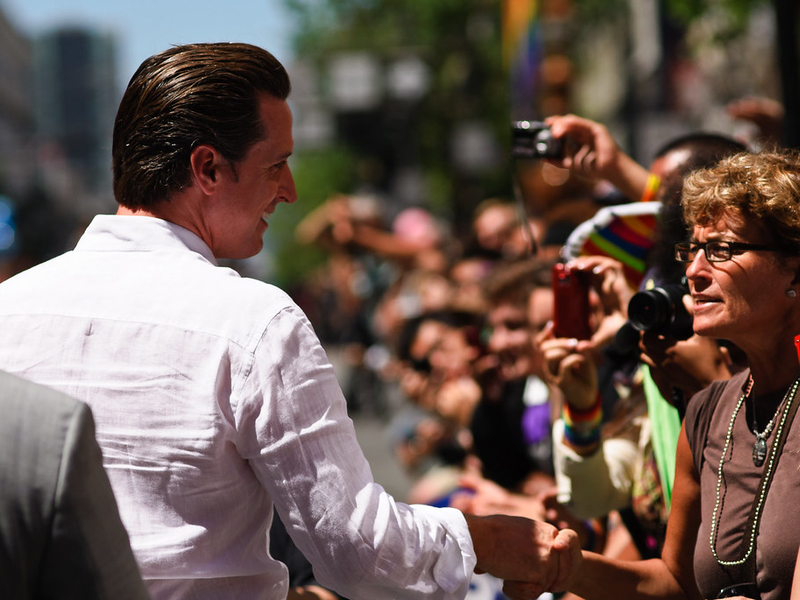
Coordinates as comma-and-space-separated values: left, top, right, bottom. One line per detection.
218, 241, 264, 261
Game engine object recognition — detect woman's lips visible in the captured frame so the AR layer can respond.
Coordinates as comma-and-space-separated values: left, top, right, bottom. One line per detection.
691, 294, 718, 310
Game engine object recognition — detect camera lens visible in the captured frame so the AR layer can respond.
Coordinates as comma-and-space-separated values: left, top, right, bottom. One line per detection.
628, 289, 672, 331
627, 283, 693, 340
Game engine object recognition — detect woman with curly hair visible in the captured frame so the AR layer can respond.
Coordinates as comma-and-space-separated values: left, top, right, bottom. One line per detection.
511, 148, 800, 600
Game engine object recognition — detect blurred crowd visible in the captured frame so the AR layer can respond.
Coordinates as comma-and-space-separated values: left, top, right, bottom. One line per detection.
289, 98, 783, 596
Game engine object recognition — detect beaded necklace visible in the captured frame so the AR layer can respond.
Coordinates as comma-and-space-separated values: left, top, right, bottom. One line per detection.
709, 373, 800, 566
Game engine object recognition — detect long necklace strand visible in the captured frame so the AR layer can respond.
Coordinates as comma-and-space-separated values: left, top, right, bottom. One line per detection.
709, 374, 800, 567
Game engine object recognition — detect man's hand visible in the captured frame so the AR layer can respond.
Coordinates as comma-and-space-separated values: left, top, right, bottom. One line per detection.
465, 514, 582, 598
288, 585, 340, 600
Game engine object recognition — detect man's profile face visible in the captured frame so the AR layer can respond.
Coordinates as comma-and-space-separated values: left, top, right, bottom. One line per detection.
207, 94, 297, 259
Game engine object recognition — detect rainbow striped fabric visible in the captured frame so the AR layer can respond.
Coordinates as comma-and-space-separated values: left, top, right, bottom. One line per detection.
562, 202, 662, 288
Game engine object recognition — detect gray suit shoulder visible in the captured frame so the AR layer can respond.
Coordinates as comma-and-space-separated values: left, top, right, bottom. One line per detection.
0, 372, 150, 599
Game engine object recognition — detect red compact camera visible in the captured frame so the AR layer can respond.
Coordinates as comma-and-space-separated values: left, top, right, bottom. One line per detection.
552, 263, 592, 340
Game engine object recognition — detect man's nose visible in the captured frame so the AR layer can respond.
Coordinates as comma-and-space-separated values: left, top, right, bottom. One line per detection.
281, 167, 297, 203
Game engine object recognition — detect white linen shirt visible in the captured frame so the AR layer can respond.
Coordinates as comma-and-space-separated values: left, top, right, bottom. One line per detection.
0, 215, 476, 600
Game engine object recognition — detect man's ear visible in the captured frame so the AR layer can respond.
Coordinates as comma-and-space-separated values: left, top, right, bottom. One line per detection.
189, 144, 223, 195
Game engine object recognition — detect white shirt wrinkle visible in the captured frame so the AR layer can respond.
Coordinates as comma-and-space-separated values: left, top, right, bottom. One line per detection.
0, 214, 476, 600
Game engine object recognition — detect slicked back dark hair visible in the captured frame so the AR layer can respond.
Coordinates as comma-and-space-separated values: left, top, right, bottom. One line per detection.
112, 42, 291, 208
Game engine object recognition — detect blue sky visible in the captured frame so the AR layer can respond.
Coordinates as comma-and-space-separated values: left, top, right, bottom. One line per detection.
1, 0, 295, 88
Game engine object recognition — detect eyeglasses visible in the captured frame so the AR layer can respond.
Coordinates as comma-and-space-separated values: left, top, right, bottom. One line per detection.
674, 240, 778, 263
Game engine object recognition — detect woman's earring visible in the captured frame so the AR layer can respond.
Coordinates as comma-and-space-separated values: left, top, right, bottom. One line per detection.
788, 289, 798, 298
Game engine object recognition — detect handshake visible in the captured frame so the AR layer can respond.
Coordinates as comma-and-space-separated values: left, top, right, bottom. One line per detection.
466, 514, 582, 599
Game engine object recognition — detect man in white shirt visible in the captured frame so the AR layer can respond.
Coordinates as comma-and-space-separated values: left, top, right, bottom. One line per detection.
0, 42, 579, 600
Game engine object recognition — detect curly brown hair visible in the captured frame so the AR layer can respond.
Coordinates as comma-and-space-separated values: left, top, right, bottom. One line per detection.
681, 149, 800, 257
112, 43, 290, 209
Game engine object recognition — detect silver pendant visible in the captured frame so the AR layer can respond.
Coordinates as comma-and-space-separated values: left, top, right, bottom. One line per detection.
753, 436, 767, 467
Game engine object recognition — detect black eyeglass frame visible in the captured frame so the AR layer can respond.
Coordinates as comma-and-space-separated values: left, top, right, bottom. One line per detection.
674, 240, 779, 263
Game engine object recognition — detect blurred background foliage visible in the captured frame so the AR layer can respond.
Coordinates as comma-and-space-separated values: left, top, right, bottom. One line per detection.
0, 0, 792, 288
268, 0, 793, 289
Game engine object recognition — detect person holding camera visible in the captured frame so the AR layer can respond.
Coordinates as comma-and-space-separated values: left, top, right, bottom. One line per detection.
537, 121, 745, 559
509, 148, 800, 600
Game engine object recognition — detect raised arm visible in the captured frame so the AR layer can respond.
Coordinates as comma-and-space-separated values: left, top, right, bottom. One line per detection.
545, 114, 651, 203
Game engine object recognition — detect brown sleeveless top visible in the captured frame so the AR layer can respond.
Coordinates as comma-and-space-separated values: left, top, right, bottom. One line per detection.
686, 369, 800, 600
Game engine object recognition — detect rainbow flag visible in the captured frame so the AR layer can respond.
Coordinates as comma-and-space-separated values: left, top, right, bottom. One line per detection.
503, 0, 542, 119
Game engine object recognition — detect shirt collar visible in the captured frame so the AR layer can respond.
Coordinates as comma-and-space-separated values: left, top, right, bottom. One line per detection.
74, 215, 218, 265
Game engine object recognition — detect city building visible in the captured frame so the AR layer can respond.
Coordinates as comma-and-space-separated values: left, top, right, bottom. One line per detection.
33, 26, 119, 217
0, 6, 34, 199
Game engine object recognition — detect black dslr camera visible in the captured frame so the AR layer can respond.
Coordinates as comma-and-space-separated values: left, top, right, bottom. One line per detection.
511, 120, 564, 159
627, 279, 693, 340
615, 278, 693, 354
